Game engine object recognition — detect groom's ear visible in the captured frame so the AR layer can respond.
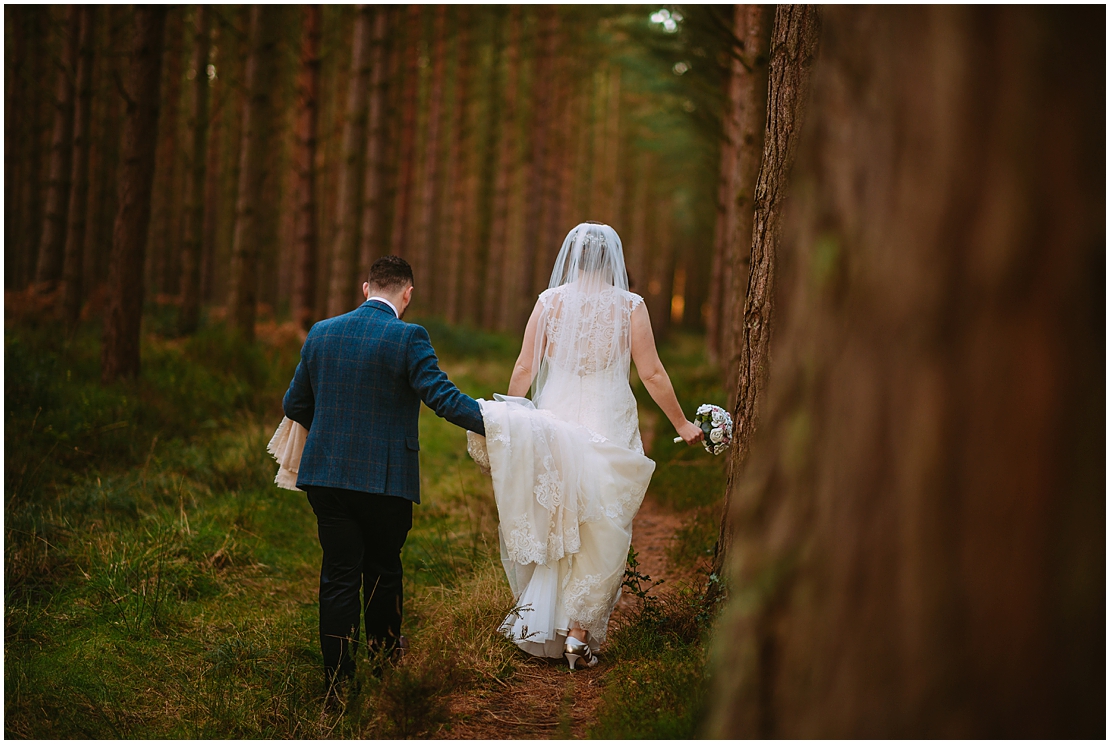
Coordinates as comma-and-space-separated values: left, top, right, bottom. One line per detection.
403, 285, 413, 303
363, 282, 370, 300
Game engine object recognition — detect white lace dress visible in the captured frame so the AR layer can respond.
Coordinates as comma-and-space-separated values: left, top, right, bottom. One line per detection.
468, 285, 656, 657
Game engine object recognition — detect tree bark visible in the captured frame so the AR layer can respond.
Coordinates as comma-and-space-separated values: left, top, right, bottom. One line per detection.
178, 5, 212, 335
722, 4, 775, 405
518, 6, 559, 320
708, 6, 1104, 738
147, 8, 183, 299
705, 3, 741, 370
460, 9, 503, 327
325, 5, 373, 318
60, 5, 96, 326
483, 5, 520, 330
441, 6, 472, 323
227, 6, 279, 341
101, 7, 167, 382
388, 5, 422, 261
355, 6, 389, 308
34, 5, 79, 294
710, 5, 821, 580
411, 5, 447, 308
290, 5, 322, 331
200, 53, 223, 306
5, 6, 26, 287
82, 4, 124, 308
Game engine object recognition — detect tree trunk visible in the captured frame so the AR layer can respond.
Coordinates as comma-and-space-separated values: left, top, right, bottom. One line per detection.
460, 9, 503, 327
291, 5, 322, 331
148, 8, 183, 300
178, 5, 212, 335
34, 5, 79, 294
5, 6, 25, 287
441, 5, 472, 323
200, 63, 223, 306
518, 6, 558, 320
708, 6, 1104, 738
227, 6, 279, 341
645, 190, 677, 339
710, 5, 820, 580
388, 5, 422, 260
101, 7, 167, 383
325, 4, 373, 318
722, 4, 776, 406
355, 6, 389, 308
483, 4, 521, 328
706, 6, 746, 367
483, 5, 520, 330
60, 5, 96, 326
412, 5, 447, 309
82, 4, 124, 309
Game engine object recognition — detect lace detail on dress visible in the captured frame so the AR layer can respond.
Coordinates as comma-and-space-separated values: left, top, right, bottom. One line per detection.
504, 514, 547, 565
466, 431, 491, 475
563, 573, 610, 640
535, 455, 563, 510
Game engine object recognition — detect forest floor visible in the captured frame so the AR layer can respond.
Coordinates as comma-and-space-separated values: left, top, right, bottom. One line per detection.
4, 304, 726, 738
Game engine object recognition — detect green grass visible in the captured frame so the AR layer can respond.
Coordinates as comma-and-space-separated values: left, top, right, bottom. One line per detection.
5, 311, 722, 738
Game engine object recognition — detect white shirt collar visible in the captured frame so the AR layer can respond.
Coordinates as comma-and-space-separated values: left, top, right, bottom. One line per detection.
367, 296, 399, 318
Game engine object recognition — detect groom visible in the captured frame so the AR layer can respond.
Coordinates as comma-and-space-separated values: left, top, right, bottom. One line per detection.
282, 255, 485, 688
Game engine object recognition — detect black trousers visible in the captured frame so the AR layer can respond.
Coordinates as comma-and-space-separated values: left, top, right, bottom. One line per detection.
306, 486, 413, 681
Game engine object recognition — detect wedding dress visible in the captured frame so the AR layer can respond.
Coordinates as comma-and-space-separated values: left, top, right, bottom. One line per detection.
468, 223, 656, 658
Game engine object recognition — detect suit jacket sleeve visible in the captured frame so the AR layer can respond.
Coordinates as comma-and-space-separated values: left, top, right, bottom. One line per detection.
283, 337, 315, 430
406, 324, 485, 435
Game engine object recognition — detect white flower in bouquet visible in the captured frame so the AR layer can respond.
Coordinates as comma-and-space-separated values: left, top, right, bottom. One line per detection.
710, 428, 724, 444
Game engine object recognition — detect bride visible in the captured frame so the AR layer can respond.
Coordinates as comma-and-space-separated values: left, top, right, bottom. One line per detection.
467, 221, 703, 670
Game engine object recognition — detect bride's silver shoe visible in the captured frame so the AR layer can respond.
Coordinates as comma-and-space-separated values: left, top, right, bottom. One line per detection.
564, 636, 598, 670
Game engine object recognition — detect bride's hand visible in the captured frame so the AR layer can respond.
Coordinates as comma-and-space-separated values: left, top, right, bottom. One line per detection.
676, 420, 704, 446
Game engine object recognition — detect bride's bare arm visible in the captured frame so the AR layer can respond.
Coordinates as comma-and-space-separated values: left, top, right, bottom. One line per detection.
507, 301, 542, 397
630, 303, 703, 445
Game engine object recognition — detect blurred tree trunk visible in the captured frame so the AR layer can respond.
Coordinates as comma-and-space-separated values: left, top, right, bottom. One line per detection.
213, 6, 250, 310
483, 5, 520, 330
60, 5, 96, 326
722, 4, 775, 405
101, 6, 167, 382
355, 6, 389, 307
441, 6, 472, 323
519, 6, 558, 319
148, 8, 183, 299
645, 190, 676, 338
83, 4, 124, 308
34, 5, 79, 294
461, 9, 502, 327
227, 6, 279, 341
178, 5, 212, 335
624, 150, 652, 293
199, 18, 223, 306
710, 5, 820, 580
325, 4, 372, 317
291, 5, 322, 330
5, 6, 26, 288
706, 38, 739, 366
708, 5, 1104, 738
413, 5, 447, 308
389, 5, 422, 260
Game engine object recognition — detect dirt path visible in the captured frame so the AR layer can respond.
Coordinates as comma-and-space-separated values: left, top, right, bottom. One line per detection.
442, 409, 688, 739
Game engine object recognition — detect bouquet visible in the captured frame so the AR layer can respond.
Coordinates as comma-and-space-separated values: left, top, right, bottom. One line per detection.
673, 403, 733, 456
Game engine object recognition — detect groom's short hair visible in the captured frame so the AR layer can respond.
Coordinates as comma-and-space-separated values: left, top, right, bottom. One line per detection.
368, 255, 414, 291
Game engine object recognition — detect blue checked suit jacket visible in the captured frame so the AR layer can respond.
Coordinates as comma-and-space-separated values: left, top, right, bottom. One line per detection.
282, 300, 485, 503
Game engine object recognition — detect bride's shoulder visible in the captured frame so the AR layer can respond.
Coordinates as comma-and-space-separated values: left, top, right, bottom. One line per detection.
622, 289, 645, 309
538, 286, 562, 307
